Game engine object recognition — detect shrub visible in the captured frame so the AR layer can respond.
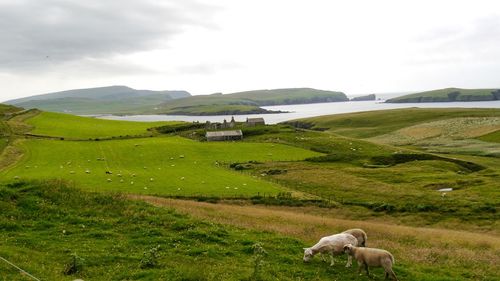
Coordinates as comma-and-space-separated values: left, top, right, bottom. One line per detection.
140, 245, 161, 269
63, 253, 84, 275
250, 242, 267, 280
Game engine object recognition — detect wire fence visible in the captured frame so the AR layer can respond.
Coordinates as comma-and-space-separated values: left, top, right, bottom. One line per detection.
0, 256, 41, 281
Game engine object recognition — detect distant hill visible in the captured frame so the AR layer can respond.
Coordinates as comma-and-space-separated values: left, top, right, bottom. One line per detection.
150, 88, 348, 115
4, 86, 191, 114
386, 88, 500, 103
5, 87, 347, 116
350, 94, 376, 101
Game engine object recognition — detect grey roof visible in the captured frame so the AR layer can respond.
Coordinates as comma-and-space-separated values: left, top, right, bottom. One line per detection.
206, 130, 243, 137
247, 117, 264, 122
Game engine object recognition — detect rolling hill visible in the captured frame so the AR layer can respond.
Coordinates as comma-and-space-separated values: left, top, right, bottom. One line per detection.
386, 88, 500, 103
0, 107, 499, 280
5, 87, 348, 116
149, 88, 348, 115
4, 86, 191, 114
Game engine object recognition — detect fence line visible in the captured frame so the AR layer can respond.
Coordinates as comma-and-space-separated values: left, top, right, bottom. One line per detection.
0, 256, 41, 281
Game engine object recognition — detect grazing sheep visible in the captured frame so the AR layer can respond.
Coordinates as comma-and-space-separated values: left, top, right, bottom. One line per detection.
342, 228, 368, 247
343, 244, 398, 281
303, 233, 358, 267
105, 171, 112, 175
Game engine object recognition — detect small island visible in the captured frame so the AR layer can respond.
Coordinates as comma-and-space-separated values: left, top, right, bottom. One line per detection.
350, 94, 376, 101
386, 88, 500, 103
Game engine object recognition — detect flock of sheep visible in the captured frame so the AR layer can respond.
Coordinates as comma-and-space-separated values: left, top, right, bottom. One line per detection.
303, 228, 399, 280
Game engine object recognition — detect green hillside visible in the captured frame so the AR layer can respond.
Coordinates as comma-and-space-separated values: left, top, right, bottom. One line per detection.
386, 88, 500, 103
1, 108, 499, 280
0, 181, 339, 280
0, 136, 320, 196
286, 108, 500, 138
5, 86, 191, 114
25, 111, 179, 139
150, 88, 347, 115
228, 88, 348, 105
6, 87, 347, 116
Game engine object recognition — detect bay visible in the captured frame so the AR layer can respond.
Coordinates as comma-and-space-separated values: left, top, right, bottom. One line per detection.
97, 100, 500, 124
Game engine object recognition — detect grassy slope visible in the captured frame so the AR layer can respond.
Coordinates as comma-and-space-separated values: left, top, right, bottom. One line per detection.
151, 88, 348, 115
288, 108, 500, 138
478, 130, 500, 143
0, 136, 320, 196
0, 104, 23, 156
25, 111, 180, 139
228, 88, 348, 105
0, 107, 499, 280
163, 104, 274, 115
0, 181, 339, 281
386, 88, 499, 103
6, 86, 191, 115
11, 96, 175, 115
242, 127, 499, 230
139, 197, 500, 281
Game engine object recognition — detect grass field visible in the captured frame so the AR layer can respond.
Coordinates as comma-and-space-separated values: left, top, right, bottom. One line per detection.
287, 108, 500, 138
478, 129, 500, 143
2, 181, 497, 281
138, 196, 500, 281
0, 181, 339, 281
1, 107, 499, 280
0, 136, 321, 196
24, 111, 179, 139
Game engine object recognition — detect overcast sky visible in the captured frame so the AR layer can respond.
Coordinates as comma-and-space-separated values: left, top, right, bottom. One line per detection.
1, 0, 500, 101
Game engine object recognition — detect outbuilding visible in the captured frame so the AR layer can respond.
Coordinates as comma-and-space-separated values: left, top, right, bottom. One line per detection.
206, 130, 243, 141
246, 117, 265, 126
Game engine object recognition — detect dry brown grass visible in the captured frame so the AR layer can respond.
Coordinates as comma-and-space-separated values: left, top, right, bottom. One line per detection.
0, 140, 24, 170
131, 195, 499, 277
371, 117, 500, 145
6, 109, 39, 135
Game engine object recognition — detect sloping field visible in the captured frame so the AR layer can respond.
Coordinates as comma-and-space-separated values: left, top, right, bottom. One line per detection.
136, 196, 500, 281
288, 108, 500, 138
0, 181, 340, 280
0, 136, 321, 196
369, 117, 500, 156
25, 111, 178, 139
370, 117, 500, 145
478, 129, 500, 143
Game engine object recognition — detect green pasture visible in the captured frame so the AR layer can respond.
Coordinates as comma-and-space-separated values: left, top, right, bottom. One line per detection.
0, 136, 320, 196
245, 158, 499, 228
25, 111, 178, 139
0, 181, 442, 281
478, 129, 500, 143
288, 108, 500, 138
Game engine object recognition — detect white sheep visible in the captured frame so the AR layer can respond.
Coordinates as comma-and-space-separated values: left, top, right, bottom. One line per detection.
343, 244, 398, 280
342, 228, 368, 247
303, 233, 358, 267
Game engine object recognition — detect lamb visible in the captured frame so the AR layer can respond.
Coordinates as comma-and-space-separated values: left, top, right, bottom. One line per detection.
343, 244, 398, 280
342, 228, 367, 247
303, 233, 358, 267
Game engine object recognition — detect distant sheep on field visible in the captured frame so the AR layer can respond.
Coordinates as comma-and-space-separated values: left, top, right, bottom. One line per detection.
303, 233, 358, 267
342, 228, 367, 247
343, 244, 398, 280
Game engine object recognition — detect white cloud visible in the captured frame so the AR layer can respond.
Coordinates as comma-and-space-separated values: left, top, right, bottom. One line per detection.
1, 0, 500, 101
